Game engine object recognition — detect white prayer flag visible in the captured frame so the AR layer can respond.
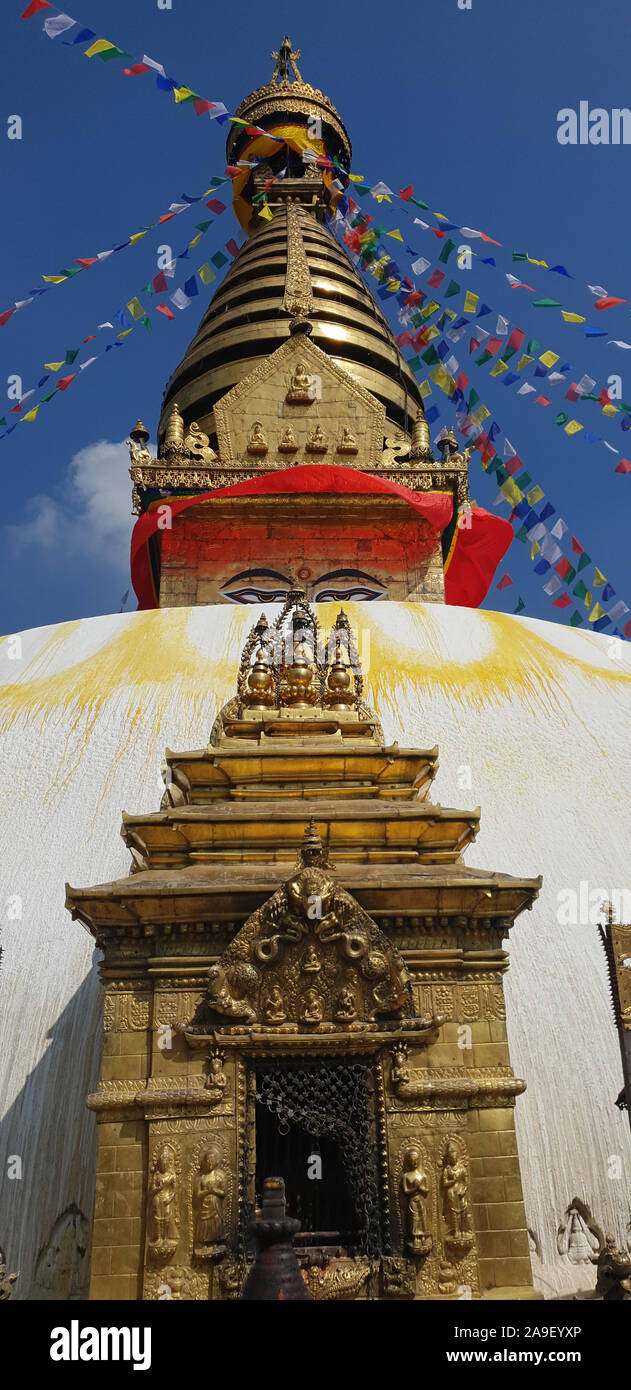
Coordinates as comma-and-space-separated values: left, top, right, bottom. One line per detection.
170, 289, 191, 310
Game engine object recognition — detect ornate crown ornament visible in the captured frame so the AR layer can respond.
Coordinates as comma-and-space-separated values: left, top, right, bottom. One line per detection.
226, 37, 352, 167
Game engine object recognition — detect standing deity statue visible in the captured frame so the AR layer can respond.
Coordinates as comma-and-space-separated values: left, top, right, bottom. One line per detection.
401, 1146, 432, 1257
441, 1140, 472, 1256
147, 1145, 179, 1260
193, 1144, 227, 1259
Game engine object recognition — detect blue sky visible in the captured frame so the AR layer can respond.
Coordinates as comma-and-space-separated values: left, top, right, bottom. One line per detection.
1, 0, 630, 635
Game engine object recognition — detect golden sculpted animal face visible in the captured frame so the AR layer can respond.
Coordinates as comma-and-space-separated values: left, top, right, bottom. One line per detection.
286, 868, 334, 921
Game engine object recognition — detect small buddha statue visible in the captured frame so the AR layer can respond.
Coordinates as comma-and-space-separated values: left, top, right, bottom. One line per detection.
334, 986, 357, 1022
337, 426, 358, 455
286, 360, 315, 403
301, 943, 322, 974
300, 989, 324, 1025
264, 986, 287, 1025
247, 421, 268, 455
278, 425, 298, 453
243, 647, 275, 709
306, 425, 327, 454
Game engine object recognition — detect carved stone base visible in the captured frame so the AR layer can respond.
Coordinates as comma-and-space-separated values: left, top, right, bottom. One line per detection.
445, 1233, 474, 1262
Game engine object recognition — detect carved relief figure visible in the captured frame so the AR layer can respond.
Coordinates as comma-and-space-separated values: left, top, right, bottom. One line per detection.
148, 1145, 179, 1261
264, 985, 287, 1024
286, 360, 315, 403
193, 1145, 227, 1259
401, 1146, 432, 1257
300, 988, 324, 1024
306, 425, 327, 453
441, 1140, 473, 1257
337, 426, 358, 455
593, 1235, 631, 1300
205, 1050, 227, 1103
334, 985, 357, 1021
247, 421, 268, 455
301, 943, 321, 973
278, 425, 299, 452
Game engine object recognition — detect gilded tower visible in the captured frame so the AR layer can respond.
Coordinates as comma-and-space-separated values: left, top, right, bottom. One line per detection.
66, 43, 540, 1301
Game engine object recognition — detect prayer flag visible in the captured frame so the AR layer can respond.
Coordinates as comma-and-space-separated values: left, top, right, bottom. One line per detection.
21, 0, 51, 16
126, 298, 145, 320
594, 296, 626, 310
156, 302, 175, 320
496, 573, 513, 591
552, 594, 572, 609
561, 311, 586, 324
463, 291, 478, 314
56, 374, 76, 390
43, 13, 75, 38
615, 457, 631, 473
170, 289, 190, 310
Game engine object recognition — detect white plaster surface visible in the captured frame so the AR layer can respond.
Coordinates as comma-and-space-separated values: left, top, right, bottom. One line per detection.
1, 601, 630, 1298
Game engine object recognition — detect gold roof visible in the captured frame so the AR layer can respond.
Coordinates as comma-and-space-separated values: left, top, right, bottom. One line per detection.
226, 37, 352, 166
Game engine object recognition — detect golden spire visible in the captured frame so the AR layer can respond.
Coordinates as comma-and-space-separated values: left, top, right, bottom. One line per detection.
409, 407, 434, 462
270, 36, 303, 84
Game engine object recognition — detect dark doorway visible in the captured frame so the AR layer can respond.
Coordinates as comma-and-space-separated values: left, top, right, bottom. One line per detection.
253, 1056, 382, 1258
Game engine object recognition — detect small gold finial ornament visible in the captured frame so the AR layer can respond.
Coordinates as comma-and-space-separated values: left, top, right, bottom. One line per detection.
306, 424, 327, 454
247, 421, 268, 455
270, 36, 303, 84
244, 647, 275, 710
127, 418, 152, 466
325, 636, 354, 709
300, 818, 327, 866
130, 419, 150, 447
278, 424, 299, 453
409, 407, 432, 460
285, 637, 316, 705
337, 425, 358, 456
438, 427, 460, 464
164, 402, 184, 448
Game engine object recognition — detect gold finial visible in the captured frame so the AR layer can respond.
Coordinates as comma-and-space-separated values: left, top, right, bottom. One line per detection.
129, 419, 149, 447
270, 36, 303, 84
299, 819, 327, 866
409, 407, 433, 461
438, 427, 459, 464
164, 402, 184, 448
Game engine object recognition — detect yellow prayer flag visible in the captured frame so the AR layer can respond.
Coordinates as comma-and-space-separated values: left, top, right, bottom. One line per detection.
418, 380, 432, 399
128, 232, 147, 245
421, 300, 440, 319
565, 420, 583, 435
464, 291, 478, 314
174, 87, 195, 103
348, 173, 365, 182
22, 406, 39, 422
526, 485, 544, 505
602, 403, 617, 417
434, 212, 449, 221
188, 233, 202, 248
593, 568, 606, 588
501, 479, 524, 507
516, 354, 534, 372
198, 264, 216, 285
44, 362, 64, 371
526, 255, 549, 267
386, 229, 403, 241
42, 275, 67, 284
425, 325, 440, 342
84, 39, 116, 58
127, 298, 145, 321
430, 366, 449, 391
373, 193, 392, 203
490, 361, 509, 377
588, 602, 605, 623
561, 310, 586, 324
117, 329, 133, 339
584, 590, 593, 609
385, 280, 400, 292
539, 350, 559, 369
470, 405, 490, 425
531, 541, 541, 559
258, 205, 273, 220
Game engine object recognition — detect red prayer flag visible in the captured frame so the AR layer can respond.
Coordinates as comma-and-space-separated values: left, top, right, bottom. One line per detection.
123, 63, 151, 76
83, 335, 96, 343
555, 557, 573, 579
405, 291, 423, 305
497, 573, 513, 591
455, 372, 469, 391
506, 327, 525, 351
565, 385, 581, 402
193, 99, 216, 115
534, 396, 551, 406
623, 618, 631, 639
469, 337, 481, 355
552, 593, 572, 608
224, 166, 242, 180
399, 185, 414, 201
615, 457, 631, 474
158, 213, 176, 224
431, 229, 446, 239
571, 536, 584, 555
226, 239, 239, 259
594, 296, 627, 310
206, 199, 226, 214
427, 270, 445, 289
0, 308, 16, 327
156, 303, 175, 320
21, 0, 51, 17
486, 337, 502, 355
505, 457, 522, 476
479, 231, 502, 245
56, 374, 76, 391
152, 272, 168, 293
598, 388, 611, 408
75, 258, 98, 268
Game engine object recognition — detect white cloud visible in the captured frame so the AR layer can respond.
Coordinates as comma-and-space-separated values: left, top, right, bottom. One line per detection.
8, 439, 137, 569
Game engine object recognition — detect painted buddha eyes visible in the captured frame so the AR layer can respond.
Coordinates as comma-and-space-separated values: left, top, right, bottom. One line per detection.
220, 569, 387, 604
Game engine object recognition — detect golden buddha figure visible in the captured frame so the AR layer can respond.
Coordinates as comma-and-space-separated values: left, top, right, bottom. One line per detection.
300, 988, 324, 1024
441, 1140, 471, 1248
337, 425, 358, 455
246, 420, 268, 455
401, 1145, 432, 1257
192, 1144, 227, 1259
147, 1145, 179, 1260
306, 424, 327, 454
263, 986, 287, 1025
286, 360, 315, 403
278, 424, 299, 453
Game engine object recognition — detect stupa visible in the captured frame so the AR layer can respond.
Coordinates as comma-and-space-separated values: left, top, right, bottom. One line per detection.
1, 39, 630, 1303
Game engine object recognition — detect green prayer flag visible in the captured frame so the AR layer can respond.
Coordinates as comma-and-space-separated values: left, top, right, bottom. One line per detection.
467, 389, 480, 410
475, 351, 493, 367
58, 267, 82, 278
501, 346, 517, 362
532, 300, 561, 308
422, 345, 440, 365
211, 252, 228, 268
515, 525, 529, 543
563, 567, 576, 585
445, 280, 460, 298
512, 252, 527, 262
65, 349, 79, 364
494, 465, 509, 486
41, 391, 57, 402
439, 238, 456, 264
0, 417, 5, 427
410, 196, 429, 209
526, 340, 541, 355
554, 412, 569, 426
99, 46, 127, 62
407, 355, 421, 372
513, 471, 533, 489
569, 611, 583, 627
141, 315, 151, 330
573, 580, 588, 600
513, 597, 526, 614
195, 220, 213, 232
577, 552, 591, 572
